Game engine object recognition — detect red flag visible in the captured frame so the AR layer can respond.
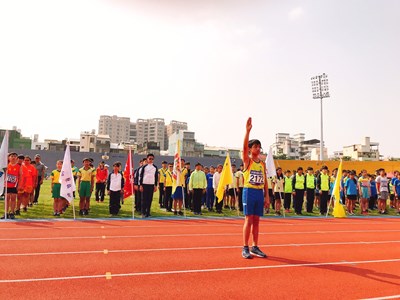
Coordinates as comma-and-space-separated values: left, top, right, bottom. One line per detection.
123, 148, 134, 199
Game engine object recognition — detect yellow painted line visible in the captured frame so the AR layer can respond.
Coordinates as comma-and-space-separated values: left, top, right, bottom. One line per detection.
105, 272, 112, 280
104, 249, 108, 254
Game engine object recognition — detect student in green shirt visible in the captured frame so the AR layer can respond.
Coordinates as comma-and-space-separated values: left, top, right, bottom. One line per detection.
317, 166, 330, 215
305, 167, 316, 213
188, 162, 207, 215
283, 170, 293, 213
292, 167, 306, 215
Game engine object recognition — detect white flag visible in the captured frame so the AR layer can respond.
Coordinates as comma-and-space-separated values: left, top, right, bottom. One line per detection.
60, 144, 76, 203
266, 147, 277, 178
0, 131, 9, 195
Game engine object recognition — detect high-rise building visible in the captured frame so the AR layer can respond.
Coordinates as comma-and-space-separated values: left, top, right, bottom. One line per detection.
98, 115, 130, 144
166, 121, 188, 151
168, 130, 204, 158
272, 132, 327, 160
166, 120, 188, 137
135, 118, 166, 150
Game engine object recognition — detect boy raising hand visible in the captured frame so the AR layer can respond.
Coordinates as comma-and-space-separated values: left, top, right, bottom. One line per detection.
242, 117, 270, 259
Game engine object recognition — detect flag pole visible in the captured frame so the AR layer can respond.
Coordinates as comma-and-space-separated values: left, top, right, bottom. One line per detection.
72, 197, 76, 220
182, 184, 187, 218
279, 191, 285, 218
233, 187, 240, 217
130, 147, 135, 220
4, 169, 8, 220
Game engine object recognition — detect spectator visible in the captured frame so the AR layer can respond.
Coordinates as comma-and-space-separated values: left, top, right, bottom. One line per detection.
50, 160, 64, 217
292, 167, 306, 215
139, 154, 158, 218
283, 170, 293, 213
2, 152, 21, 219
188, 162, 207, 215
164, 163, 174, 212
134, 158, 147, 213
33, 154, 46, 205
213, 164, 223, 214
158, 161, 168, 209
376, 169, 389, 214
317, 166, 330, 215
18, 156, 37, 213
358, 169, 371, 215
344, 171, 358, 215
77, 158, 95, 216
272, 167, 284, 216
305, 167, 316, 214
107, 161, 124, 216
95, 161, 108, 203
206, 166, 215, 212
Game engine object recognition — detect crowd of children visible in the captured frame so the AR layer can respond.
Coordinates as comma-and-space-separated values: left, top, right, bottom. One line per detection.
1, 153, 127, 218
2, 151, 400, 218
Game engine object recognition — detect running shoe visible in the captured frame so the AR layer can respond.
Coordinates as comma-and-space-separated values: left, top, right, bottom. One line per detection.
242, 246, 252, 259
250, 246, 267, 258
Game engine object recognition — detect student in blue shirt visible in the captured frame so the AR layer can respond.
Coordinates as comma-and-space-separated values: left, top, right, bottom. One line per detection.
369, 175, 378, 211
392, 173, 400, 215
340, 170, 348, 205
205, 166, 215, 212
344, 171, 358, 215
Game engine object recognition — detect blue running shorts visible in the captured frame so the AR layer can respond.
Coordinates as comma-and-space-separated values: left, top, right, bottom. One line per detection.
242, 188, 264, 216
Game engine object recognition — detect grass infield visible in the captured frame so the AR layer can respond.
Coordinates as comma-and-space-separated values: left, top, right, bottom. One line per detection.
0, 179, 398, 219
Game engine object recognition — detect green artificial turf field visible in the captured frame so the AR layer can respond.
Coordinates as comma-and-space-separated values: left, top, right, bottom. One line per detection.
0, 179, 398, 219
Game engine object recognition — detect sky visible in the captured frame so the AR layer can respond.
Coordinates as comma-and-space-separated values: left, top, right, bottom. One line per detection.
1, 0, 399, 157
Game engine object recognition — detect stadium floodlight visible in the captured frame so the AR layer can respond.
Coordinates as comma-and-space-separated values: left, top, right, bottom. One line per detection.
311, 73, 330, 160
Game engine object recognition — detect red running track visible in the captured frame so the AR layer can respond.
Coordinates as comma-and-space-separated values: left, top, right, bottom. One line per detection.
0, 217, 399, 299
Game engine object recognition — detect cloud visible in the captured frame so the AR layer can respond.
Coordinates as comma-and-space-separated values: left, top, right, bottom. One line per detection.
288, 7, 304, 20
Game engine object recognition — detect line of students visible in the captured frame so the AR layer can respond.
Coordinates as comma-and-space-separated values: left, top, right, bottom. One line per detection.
266, 166, 400, 216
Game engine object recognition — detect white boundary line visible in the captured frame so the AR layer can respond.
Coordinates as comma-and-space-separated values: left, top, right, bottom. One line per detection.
0, 240, 399, 257
0, 258, 399, 283
1, 229, 400, 242
360, 295, 400, 300
0, 220, 399, 231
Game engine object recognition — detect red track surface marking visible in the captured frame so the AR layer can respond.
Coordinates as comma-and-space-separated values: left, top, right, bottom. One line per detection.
0, 218, 399, 299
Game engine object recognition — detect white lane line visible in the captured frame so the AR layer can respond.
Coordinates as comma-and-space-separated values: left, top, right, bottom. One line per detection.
1, 229, 400, 242
0, 240, 399, 257
360, 295, 400, 300
0, 258, 399, 283
0, 221, 398, 231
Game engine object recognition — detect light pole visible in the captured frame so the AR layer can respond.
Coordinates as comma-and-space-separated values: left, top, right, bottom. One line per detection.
311, 73, 330, 161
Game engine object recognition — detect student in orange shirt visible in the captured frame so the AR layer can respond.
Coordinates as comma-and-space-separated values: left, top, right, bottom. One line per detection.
17, 156, 37, 214
2, 153, 22, 219
95, 161, 108, 203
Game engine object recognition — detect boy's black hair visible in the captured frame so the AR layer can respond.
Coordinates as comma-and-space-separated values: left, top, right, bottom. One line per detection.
297, 167, 303, 171
307, 167, 313, 171
248, 139, 262, 148
147, 153, 154, 158
113, 161, 121, 167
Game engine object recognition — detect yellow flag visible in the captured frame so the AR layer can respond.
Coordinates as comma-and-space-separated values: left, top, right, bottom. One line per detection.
216, 153, 233, 203
332, 160, 347, 218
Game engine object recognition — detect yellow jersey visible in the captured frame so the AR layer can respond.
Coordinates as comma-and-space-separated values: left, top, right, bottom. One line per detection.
165, 170, 173, 187
78, 167, 95, 182
243, 160, 265, 190
51, 169, 61, 184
